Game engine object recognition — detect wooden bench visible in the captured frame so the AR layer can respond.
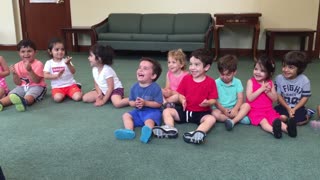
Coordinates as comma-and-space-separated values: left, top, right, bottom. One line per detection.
265, 28, 315, 62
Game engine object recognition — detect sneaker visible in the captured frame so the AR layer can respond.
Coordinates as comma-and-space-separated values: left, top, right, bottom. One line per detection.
153, 125, 178, 138
140, 126, 152, 144
287, 118, 297, 137
114, 129, 135, 140
9, 94, 27, 112
306, 108, 316, 119
224, 119, 234, 131
272, 119, 282, 139
239, 116, 251, 125
183, 130, 206, 144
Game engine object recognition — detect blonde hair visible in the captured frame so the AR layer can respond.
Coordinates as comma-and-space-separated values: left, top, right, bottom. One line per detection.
167, 49, 187, 70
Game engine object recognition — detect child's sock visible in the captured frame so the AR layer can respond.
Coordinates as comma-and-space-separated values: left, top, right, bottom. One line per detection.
239, 116, 251, 125
140, 126, 152, 144
114, 129, 135, 140
225, 119, 234, 131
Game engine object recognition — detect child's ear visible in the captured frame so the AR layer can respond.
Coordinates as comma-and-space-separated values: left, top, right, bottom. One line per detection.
204, 64, 211, 71
151, 73, 157, 80
234, 70, 237, 76
97, 57, 102, 63
47, 49, 51, 55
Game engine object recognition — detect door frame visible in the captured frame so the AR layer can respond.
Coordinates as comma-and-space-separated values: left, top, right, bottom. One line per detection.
314, 0, 320, 58
19, 0, 72, 39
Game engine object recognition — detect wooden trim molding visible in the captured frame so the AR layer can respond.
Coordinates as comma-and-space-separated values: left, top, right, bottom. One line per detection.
314, 1, 320, 58
0, 44, 17, 51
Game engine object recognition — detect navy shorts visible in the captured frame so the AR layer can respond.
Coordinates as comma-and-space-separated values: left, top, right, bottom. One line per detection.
274, 105, 307, 123
176, 108, 212, 125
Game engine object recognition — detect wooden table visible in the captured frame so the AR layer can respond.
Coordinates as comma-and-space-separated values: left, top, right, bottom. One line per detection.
214, 13, 262, 61
61, 26, 94, 52
265, 28, 315, 62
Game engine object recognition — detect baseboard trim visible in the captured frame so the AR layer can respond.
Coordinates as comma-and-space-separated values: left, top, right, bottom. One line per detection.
215, 48, 317, 59
0, 44, 16, 50
1, 45, 317, 59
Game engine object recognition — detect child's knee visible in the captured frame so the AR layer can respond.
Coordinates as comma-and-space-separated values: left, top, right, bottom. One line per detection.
53, 94, 64, 103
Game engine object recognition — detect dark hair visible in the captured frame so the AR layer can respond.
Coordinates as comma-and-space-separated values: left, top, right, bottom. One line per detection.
283, 51, 308, 75
90, 44, 114, 65
140, 57, 162, 82
255, 54, 275, 80
217, 54, 238, 73
47, 37, 66, 58
17, 39, 37, 51
190, 48, 214, 67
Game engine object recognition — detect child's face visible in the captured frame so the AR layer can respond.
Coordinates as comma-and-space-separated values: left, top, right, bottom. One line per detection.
168, 56, 183, 74
253, 63, 267, 82
219, 70, 236, 84
189, 56, 209, 79
49, 43, 65, 60
137, 60, 156, 84
88, 51, 99, 67
18, 46, 36, 63
282, 64, 298, 79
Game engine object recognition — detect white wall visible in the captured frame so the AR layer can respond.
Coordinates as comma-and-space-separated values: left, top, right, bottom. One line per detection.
1, 0, 319, 50
0, 0, 18, 44
70, 0, 319, 49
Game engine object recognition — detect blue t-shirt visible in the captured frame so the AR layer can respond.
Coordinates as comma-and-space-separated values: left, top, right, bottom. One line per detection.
214, 77, 243, 109
129, 82, 163, 110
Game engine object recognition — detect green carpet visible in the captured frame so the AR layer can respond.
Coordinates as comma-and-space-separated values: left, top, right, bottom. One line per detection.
0, 50, 319, 180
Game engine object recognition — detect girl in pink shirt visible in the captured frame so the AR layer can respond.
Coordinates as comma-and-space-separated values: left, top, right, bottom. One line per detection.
246, 55, 296, 139
162, 49, 188, 108
0, 56, 10, 99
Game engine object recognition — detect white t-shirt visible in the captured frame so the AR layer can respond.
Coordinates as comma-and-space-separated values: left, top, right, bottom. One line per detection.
43, 59, 76, 88
93, 65, 123, 93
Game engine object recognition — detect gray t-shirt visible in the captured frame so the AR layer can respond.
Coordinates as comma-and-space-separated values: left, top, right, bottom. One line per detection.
275, 74, 311, 108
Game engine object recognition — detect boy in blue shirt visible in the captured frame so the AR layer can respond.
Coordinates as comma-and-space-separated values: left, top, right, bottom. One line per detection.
212, 55, 251, 131
114, 57, 163, 143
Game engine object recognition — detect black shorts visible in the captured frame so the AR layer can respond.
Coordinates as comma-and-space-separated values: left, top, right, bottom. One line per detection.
176, 108, 212, 125
274, 105, 307, 123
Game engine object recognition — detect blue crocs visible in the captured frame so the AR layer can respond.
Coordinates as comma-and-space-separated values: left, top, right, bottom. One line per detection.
140, 126, 152, 144
114, 129, 135, 140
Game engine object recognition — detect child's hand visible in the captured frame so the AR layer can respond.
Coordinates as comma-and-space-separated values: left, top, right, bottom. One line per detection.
222, 108, 230, 116
199, 99, 210, 107
97, 92, 103, 99
260, 81, 271, 93
179, 95, 187, 111
288, 108, 295, 118
9, 65, 16, 74
55, 69, 65, 79
135, 97, 144, 109
162, 88, 171, 98
94, 98, 105, 107
64, 56, 72, 64
24, 61, 32, 72
229, 108, 238, 118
